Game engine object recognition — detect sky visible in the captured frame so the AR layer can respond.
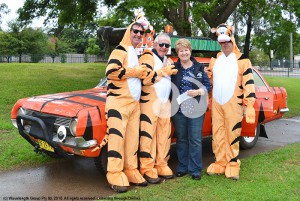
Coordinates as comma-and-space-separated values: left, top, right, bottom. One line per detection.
0, 0, 44, 30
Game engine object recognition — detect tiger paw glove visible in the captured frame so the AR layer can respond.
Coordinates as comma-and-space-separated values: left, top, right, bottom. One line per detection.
126, 65, 149, 79
157, 65, 178, 77
245, 105, 255, 124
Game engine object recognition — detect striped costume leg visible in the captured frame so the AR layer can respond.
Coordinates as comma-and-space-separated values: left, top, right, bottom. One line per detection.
222, 98, 243, 179
155, 100, 173, 176
139, 98, 159, 179
106, 101, 130, 187
123, 101, 146, 184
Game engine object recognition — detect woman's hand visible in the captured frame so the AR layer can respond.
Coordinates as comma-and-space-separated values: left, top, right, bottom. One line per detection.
187, 89, 205, 97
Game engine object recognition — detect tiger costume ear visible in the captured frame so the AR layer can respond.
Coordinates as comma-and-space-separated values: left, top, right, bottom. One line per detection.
120, 11, 152, 47
134, 10, 151, 30
213, 23, 232, 41
211, 28, 217, 34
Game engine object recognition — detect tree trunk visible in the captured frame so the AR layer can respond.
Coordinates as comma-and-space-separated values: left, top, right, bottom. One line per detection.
244, 15, 252, 58
163, 0, 191, 36
202, 0, 242, 39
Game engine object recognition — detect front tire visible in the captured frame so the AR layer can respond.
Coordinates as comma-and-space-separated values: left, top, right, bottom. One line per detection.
94, 145, 108, 175
240, 125, 260, 150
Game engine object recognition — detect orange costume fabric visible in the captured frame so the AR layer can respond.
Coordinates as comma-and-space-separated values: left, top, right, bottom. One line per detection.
207, 24, 256, 179
139, 49, 176, 179
105, 19, 150, 187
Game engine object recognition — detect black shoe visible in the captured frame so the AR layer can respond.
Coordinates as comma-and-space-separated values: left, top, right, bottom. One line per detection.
144, 174, 162, 184
176, 172, 188, 177
110, 185, 128, 193
191, 175, 201, 180
131, 180, 148, 187
159, 174, 175, 179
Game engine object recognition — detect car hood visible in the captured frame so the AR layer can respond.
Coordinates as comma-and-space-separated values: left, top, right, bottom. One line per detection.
19, 87, 107, 118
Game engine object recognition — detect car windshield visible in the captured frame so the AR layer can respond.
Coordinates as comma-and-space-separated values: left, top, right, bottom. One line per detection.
97, 77, 107, 87
253, 69, 266, 87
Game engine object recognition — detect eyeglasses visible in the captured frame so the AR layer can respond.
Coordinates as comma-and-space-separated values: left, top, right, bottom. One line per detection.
158, 43, 170, 48
131, 29, 144, 35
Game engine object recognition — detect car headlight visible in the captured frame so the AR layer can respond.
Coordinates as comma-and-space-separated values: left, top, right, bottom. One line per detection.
18, 107, 27, 115
11, 119, 18, 128
69, 118, 77, 136
12, 107, 29, 128
17, 107, 28, 126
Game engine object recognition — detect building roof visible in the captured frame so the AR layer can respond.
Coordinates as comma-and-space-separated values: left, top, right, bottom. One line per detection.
170, 35, 221, 52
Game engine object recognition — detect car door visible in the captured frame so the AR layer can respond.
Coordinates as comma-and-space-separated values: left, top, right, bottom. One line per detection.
253, 69, 274, 122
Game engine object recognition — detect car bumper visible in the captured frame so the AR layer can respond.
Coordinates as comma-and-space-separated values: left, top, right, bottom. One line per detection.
280, 108, 289, 113
14, 114, 98, 151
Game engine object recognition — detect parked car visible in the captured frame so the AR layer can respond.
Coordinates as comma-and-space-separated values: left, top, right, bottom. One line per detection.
10, 63, 289, 173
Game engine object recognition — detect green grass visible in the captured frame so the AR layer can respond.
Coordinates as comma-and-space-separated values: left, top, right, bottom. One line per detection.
109, 143, 300, 201
0, 63, 106, 130
265, 76, 300, 118
0, 63, 106, 170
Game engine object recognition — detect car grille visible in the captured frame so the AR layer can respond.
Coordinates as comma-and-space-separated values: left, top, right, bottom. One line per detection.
26, 109, 71, 127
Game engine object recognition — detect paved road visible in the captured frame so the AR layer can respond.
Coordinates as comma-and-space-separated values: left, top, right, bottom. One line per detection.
1, 116, 300, 199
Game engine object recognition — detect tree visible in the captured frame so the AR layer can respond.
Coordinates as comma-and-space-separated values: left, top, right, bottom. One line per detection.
86, 37, 101, 55
5, 21, 49, 62
17, 0, 99, 28
193, 0, 241, 39
48, 36, 71, 62
249, 48, 269, 67
22, 28, 49, 62
18, 0, 241, 37
250, 0, 299, 67
0, 32, 19, 62
231, 0, 267, 58
47, 26, 96, 54
0, 3, 9, 29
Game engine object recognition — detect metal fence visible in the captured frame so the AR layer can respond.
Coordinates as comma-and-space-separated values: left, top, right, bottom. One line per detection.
252, 59, 300, 78
1, 54, 300, 78
0, 54, 106, 63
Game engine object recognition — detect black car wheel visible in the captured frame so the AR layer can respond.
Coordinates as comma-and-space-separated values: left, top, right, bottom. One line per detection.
94, 145, 108, 175
42, 148, 74, 159
43, 150, 63, 158
240, 125, 260, 150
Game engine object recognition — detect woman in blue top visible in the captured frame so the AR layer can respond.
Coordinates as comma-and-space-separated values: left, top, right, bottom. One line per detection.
171, 38, 211, 180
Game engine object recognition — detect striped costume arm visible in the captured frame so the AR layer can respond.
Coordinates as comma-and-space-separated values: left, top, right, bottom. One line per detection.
242, 59, 256, 124
139, 50, 156, 86
106, 46, 147, 80
207, 57, 216, 85
242, 59, 256, 107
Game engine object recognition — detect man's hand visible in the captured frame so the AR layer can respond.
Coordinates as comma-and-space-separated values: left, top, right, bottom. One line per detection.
245, 105, 255, 124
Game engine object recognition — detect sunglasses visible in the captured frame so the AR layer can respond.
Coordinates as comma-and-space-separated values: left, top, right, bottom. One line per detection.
131, 29, 144, 35
158, 43, 170, 48
220, 41, 232, 44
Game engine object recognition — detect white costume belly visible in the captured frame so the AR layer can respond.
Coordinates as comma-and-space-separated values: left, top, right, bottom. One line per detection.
213, 53, 238, 105
127, 46, 142, 101
153, 54, 171, 103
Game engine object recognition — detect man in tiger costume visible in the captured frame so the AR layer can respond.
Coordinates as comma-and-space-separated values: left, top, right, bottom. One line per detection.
104, 14, 151, 193
138, 33, 178, 184
206, 24, 256, 180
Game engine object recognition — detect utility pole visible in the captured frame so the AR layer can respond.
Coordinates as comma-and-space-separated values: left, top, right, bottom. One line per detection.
270, 50, 273, 70
290, 32, 293, 72
289, 5, 293, 73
